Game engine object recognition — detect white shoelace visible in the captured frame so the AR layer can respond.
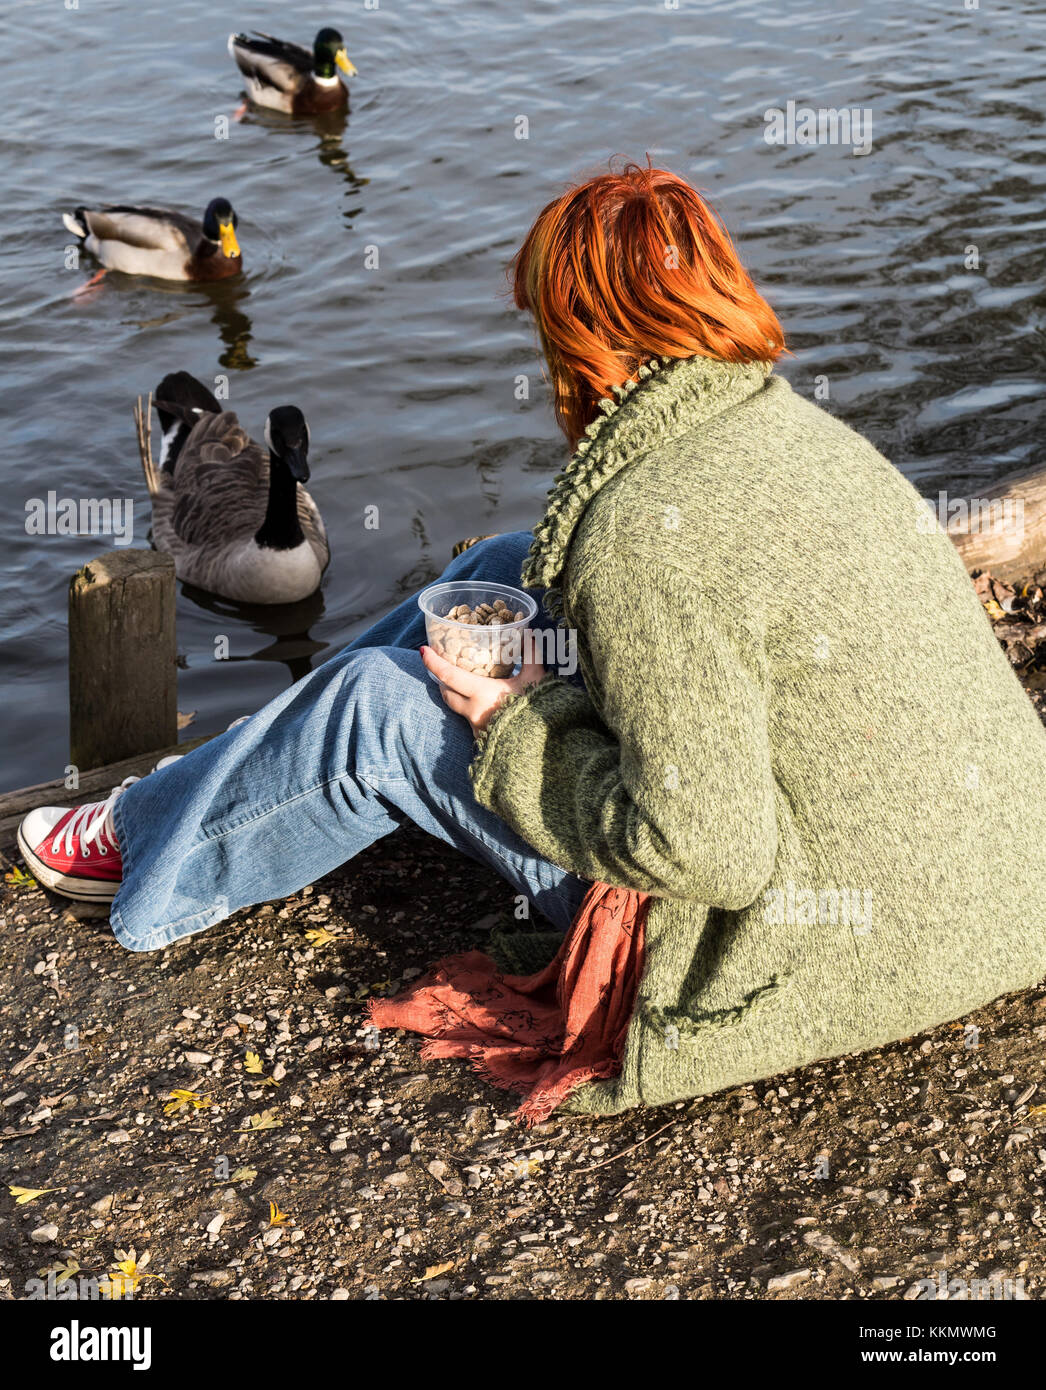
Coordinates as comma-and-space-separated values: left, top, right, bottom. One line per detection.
56, 776, 140, 858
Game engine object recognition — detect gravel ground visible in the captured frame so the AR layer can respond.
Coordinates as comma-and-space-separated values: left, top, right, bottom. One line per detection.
1, 574, 1045, 1303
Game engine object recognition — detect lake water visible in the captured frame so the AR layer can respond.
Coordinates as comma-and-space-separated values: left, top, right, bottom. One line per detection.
2, 0, 1044, 787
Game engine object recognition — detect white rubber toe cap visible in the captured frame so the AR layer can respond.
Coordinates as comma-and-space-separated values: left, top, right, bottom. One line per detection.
19, 804, 68, 852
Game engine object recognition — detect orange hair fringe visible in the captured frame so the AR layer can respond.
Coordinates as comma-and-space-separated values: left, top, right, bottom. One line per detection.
513, 162, 786, 449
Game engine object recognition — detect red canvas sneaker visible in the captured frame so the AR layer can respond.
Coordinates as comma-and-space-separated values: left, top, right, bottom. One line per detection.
17, 776, 139, 902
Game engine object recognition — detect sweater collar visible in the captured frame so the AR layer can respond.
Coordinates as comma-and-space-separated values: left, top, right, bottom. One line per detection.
521, 354, 774, 604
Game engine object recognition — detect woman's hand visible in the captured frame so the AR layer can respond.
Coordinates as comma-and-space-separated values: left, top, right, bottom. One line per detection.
420, 644, 546, 738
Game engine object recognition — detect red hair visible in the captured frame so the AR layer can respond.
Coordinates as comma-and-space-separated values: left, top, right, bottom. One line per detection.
513, 162, 786, 449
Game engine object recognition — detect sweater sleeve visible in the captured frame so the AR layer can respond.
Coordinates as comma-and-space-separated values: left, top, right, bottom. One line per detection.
469, 553, 779, 905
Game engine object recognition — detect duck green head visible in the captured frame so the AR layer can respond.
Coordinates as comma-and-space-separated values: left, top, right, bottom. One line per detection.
202, 197, 240, 259
314, 27, 357, 78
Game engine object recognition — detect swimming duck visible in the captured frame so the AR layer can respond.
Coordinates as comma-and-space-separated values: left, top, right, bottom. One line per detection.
62, 198, 242, 284
228, 27, 357, 115
140, 372, 330, 605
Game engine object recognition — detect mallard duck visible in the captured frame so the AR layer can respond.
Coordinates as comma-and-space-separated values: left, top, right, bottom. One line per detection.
140, 372, 330, 605
62, 198, 242, 284
228, 27, 357, 115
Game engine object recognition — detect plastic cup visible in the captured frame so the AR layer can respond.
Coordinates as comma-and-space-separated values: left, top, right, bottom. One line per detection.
418, 580, 538, 681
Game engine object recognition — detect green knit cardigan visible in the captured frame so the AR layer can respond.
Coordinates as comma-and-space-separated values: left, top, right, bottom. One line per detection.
469, 354, 1046, 1114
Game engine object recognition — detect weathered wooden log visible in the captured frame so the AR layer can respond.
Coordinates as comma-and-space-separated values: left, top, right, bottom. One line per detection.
944, 463, 1046, 583
0, 735, 214, 851
68, 549, 178, 772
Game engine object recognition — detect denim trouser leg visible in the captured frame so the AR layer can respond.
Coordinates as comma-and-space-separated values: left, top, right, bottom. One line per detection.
108, 532, 588, 952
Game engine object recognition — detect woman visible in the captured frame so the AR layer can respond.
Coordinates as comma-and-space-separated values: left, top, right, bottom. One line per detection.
20, 164, 1046, 1116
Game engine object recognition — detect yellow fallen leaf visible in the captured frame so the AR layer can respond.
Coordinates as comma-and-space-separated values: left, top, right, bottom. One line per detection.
268, 1201, 293, 1227
305, 927, 336, 947
38, 1259, 80, 1288
413, 1260, 455, 1284
100, 1248, 163, 1299
984, 599, 1005, 621
244, 1052, 279, 1086
9, 1184, 63, 1205
163, 1088, 212, 1115
5, 866, 35, 887
238, 1109, 282, 1132
1028, 1104, 1046, 1119
231, 1167, 257, 1182
351, 979, 393, 1000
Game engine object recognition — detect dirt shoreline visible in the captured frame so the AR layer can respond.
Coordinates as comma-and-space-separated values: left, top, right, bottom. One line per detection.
2, 573, 1045, 1302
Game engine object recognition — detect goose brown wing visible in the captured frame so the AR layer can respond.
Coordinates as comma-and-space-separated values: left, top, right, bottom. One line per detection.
83, 206, 200, 255
297, 491, 330, 570
169, 411, 268, 548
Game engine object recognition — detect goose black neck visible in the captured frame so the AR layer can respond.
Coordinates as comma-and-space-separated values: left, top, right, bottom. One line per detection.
254, 454, 305, 551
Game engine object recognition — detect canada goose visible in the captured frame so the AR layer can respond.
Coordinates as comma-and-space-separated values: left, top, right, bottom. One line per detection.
228, 28, 357, 115
140, 372, 330, 605
62, 198, 242, 285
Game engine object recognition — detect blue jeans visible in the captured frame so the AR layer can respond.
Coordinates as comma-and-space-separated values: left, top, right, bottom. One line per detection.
109, 533, 588, 952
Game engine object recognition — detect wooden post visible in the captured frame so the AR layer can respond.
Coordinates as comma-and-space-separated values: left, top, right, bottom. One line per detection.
69, 550, 178, 772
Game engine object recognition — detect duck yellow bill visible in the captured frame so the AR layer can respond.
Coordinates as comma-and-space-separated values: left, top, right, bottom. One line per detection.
335, 48, 358, 76
219, 222, 240, 258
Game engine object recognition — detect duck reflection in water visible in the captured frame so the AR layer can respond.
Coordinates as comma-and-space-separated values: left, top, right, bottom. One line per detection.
240, 106, 368, 208
207, 277, 257, 373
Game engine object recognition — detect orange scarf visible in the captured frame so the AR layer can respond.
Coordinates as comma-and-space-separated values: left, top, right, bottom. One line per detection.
368, 883, 648, 1126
